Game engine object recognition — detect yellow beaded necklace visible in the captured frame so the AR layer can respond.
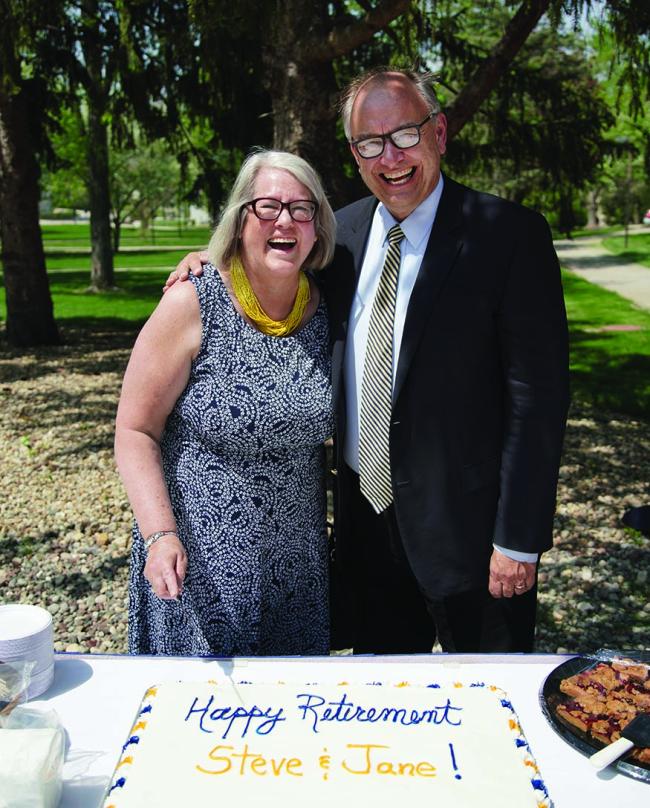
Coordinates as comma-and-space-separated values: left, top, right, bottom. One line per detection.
230, 255, 310, 337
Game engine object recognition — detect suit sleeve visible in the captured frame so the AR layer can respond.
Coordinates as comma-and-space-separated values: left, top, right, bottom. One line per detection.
493, 211, 570, 554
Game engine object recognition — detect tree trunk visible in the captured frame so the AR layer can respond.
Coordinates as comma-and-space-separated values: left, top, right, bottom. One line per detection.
264, 0, 413, 207
0, 86, 59, 346
266, 0, 346, 206
112, 213, 121, 253
81, 0, 115, 291
586, 188, 600, 228
87, 97, 115, 290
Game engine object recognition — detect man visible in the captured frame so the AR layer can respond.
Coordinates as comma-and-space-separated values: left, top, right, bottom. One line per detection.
171, 67, 570, 654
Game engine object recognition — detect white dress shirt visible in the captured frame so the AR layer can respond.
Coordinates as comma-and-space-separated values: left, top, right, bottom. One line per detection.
341, 176, 537, 564
343, 179, 443, 471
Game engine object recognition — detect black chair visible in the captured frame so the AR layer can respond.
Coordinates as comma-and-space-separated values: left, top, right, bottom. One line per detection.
622, 505, 650, 537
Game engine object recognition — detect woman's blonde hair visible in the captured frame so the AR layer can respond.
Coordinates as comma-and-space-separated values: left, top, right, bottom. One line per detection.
208, 150, 336, 271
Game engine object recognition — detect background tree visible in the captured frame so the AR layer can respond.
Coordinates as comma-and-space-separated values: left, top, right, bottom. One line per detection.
44, 113, 189, 250
431, 9, 615, 232
53, 1, 193, 290
0, 0, 62, 346
188, 0, 413, 206
113, 141, 182, 245
186, 0, 646, 209
3, 0, 650, 346
42, 105, 89, 215
587, 27, 650, 228
176, 117, 246, 223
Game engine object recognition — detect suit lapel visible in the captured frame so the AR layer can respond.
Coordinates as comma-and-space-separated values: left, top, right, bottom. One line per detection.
393, 177, 464, 404
330, 196, 377, 409
342, 196, 377, 304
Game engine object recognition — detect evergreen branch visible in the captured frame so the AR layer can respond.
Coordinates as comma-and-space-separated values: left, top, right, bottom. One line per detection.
307, 0, 411, 62
446, 0, 552, 140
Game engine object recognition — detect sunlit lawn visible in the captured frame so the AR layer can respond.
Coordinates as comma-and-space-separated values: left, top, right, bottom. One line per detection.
41, 222, 211, 248
551, 225, 619, 240
0, 270, 167, 324
601, 232, 650, 268
45, 251, 191, 272
562, 269, 650, 417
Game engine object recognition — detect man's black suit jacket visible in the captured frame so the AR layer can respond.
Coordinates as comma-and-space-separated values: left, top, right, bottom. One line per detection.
321, 176, 570, 600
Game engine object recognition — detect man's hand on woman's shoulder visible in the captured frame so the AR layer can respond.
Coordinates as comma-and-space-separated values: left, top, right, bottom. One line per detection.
163, 250, 211, 292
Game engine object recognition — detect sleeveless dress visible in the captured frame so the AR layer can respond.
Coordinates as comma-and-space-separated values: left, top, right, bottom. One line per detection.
128, 265, 333, 656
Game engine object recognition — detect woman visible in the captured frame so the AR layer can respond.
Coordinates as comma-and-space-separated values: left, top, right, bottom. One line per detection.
115, 150, 336, 656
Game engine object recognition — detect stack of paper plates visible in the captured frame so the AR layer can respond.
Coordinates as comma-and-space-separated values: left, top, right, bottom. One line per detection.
0, 604, 54, 699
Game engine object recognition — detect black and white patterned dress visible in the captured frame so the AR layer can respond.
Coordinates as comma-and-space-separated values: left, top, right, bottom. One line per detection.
128, 265, 333, 656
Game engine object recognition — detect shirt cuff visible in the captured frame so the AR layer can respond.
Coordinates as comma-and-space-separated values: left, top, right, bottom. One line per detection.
493, 543, 539, 563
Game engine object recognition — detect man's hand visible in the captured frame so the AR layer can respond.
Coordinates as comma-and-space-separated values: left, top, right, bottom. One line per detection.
144, 535, 188, 599
163, 250, 210, 292
488, 548, 536, 599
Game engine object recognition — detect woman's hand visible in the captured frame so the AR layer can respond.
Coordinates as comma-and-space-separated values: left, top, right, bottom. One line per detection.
144, 535, 188, 600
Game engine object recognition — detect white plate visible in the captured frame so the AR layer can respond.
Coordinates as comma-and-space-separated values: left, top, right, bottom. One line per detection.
26, 663, 55, 700
0, 604, 52, 643
0, 636, 54, 675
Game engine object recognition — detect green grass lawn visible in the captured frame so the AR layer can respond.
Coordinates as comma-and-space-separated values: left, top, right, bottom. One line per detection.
0, 270, 167, 325
1, 220, 205, 325
41, 222, 211, 248
551, 225, 620, 240
562, 269, 650, 417
601, 232, 650, 268
52, 270, 168, 322
45, 250, 192, 272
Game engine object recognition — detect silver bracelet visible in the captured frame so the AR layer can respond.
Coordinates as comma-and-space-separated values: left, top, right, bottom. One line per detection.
144, 530, 178, 551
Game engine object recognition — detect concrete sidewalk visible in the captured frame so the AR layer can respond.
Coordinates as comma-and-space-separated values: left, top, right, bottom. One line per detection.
554, 227, 650, 311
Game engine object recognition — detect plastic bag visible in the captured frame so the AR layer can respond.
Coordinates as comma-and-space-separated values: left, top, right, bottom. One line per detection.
0, 659, 33, 715
0, 662, 65, 808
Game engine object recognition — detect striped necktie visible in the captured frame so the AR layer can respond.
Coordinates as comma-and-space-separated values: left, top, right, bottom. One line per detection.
359, 223, 405, 514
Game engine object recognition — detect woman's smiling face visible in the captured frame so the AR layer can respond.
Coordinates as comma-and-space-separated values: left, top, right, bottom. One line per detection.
239, 168, 318, 284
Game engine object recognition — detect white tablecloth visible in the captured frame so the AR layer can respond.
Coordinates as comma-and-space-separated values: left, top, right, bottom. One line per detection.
25, 652, 648, 807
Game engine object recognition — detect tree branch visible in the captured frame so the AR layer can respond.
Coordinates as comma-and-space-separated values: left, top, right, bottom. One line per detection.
446, 0, 552, 140
355, 0, 402, 48
307, 0, 411, 62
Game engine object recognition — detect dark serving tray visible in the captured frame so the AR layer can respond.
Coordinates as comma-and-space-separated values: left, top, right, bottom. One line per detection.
539, 648, 650, 784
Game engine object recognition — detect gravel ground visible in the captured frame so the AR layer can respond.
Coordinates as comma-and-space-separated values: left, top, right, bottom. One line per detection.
1, 326, 648, 655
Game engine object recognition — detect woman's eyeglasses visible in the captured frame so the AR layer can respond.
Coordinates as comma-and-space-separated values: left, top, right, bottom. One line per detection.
245, 198, 318, 222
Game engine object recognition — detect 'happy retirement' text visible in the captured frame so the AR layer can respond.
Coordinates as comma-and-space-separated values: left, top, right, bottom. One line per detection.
185, 692, 463, 738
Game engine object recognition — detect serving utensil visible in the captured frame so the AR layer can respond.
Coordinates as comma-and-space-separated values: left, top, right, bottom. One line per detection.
589, 713, 650, 770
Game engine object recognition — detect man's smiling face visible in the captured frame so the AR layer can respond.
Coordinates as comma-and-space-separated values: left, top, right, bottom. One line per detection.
349, 74, 447, 221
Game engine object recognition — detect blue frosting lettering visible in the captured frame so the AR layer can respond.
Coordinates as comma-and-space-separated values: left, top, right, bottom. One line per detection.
295, 692, 463, 733
184, 694, 286, 738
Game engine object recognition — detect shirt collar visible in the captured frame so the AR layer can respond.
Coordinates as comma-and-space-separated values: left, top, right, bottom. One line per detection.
377, 174, 444, 251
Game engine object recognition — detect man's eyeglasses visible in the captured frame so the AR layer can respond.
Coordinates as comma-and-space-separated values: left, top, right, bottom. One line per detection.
351, 112, 435, 159
245, 198, 318, 222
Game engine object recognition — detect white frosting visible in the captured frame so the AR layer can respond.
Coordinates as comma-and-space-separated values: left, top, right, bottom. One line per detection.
104, 681, 550, 807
